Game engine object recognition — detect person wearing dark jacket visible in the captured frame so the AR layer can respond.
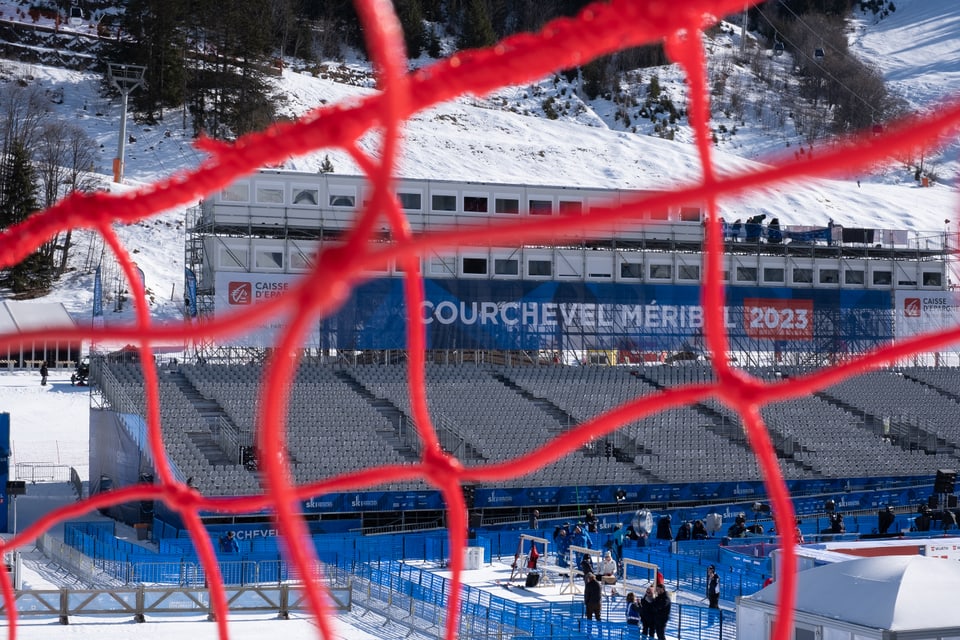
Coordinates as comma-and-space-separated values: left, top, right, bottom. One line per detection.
638, 584, 656, 637
878, 506, 895, 534
691, 519, 708, 540
829, 513, 846, 534
706, 564, 720, 626
652, 583, 671, 640
39, 362, 48, 386
706, 565, 720, 608
580, 553, 594, 582
655, 515, 673, 540
583, 573, 602, 621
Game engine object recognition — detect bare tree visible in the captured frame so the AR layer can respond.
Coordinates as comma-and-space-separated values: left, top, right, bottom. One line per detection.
36, 121, 70, 210
34, 121, 97, 275
0, 82, 48, 198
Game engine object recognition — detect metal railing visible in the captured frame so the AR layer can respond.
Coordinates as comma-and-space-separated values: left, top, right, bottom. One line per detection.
14, 463, 75, 484
2, 582, 350, 624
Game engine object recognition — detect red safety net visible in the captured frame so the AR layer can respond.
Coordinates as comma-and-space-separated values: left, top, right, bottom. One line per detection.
2, 1, 960, 639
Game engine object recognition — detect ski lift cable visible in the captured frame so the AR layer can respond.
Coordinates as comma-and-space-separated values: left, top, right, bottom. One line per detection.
755, 8, 882, 121
775, 0, 838, 59
775, 0, 877, 87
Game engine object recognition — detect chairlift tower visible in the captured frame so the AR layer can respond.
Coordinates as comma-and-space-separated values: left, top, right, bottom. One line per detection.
107, 63, 146, 184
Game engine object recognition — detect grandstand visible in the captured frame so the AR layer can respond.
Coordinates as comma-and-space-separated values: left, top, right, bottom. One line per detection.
91, 359, 960, 525
70, 172, 960, 639
85, 171, 960, 527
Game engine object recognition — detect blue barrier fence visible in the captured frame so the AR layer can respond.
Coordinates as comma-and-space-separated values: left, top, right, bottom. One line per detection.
63, 506, 947, 639
354, 559, 734, 640
63, 521, 739, 639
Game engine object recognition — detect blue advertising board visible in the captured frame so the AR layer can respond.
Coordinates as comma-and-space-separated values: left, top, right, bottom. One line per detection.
324, 279, 893, 352
474, 476, 931, 510
0, 413, 8, 533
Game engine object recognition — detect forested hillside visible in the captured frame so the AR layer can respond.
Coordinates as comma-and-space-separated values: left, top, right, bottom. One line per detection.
0, 0, 908, 298
84, 0, 900, 138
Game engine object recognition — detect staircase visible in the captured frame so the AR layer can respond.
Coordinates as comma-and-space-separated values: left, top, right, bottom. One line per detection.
491, 372, 576, 437
333, 370, 420, 462
815, 390, 958, 457
635, 371, 817, 477
166, 371, 238, 466
491, 371, 662, 481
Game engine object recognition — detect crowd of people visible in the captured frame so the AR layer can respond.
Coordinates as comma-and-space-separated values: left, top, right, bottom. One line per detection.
720, 215, 834, 245
541, 506, 778, 634
551, 520, 595, 568
528, 500, 951, 633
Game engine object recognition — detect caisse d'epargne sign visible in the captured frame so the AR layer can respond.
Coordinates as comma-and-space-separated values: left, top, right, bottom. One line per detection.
895, 291, 960, 339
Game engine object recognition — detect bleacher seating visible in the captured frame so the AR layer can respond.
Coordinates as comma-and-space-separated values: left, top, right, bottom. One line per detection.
99, 361, 960, 492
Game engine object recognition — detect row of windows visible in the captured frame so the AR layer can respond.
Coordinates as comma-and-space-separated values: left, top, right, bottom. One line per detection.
215, 245, 942, 287
225, 182, 589, 216
218, 179, 702, 221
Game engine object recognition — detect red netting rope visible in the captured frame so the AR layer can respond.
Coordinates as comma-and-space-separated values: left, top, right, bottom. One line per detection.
1, 1, 959, 639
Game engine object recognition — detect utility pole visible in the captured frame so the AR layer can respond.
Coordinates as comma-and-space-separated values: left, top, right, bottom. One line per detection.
740, 7, 748, 57
108, 63, 146, 184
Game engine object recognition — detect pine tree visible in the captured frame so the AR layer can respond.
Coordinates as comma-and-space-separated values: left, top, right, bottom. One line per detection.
0, 140, 52, 295
0, 140, 38, 229
395, 0, 427, 59
459, 0, 496, 50
103, 0, 189, 123
186, 0, 277, 138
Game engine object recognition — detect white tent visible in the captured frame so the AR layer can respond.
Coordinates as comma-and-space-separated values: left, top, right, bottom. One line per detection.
0, 301, 79, 368
737, 555, 960, 639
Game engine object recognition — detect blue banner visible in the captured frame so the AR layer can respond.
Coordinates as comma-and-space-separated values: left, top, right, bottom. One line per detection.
92, 265, 103, 317
474, 476, 932, 509
325, 279, 893, 353
301, 490, 445, 513
0, 413, 8, 533
185, 268, 198, 317
784, 227, 832, 243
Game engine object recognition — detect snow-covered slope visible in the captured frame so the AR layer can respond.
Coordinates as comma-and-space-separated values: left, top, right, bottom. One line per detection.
1, 0, 959, 328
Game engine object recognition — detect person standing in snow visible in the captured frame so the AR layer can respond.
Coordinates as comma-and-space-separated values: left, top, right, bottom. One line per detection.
652, 583, 671, 640
583, 572, 602, 621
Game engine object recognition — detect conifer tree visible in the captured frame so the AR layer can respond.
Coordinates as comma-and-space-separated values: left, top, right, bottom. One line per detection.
104, 0, 189, 123
459, 0, 496, 50
0, 140, 51, 295
396, 0, 427, 58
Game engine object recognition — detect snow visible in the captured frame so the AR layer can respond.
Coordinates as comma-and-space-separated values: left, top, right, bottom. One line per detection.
3, 371, 88, 476
0, 0, 959, 637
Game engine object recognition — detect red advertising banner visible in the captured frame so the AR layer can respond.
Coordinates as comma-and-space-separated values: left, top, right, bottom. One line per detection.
743, 298, 814, 340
